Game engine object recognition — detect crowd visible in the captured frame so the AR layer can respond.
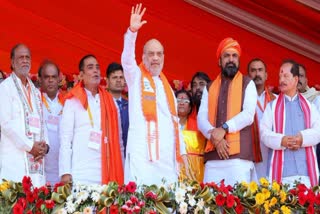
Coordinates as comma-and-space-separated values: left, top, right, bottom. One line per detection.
1, 3, 320, 190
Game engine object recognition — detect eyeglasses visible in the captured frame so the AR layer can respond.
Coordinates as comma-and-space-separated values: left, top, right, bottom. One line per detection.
177, 98, 190, 104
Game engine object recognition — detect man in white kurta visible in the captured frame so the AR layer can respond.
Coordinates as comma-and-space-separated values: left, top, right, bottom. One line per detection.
247, 58, 276, 179
0, 44, 48, 186
121, 4, 186, 186
59, 55, 103, 184
39, 61, 63, 185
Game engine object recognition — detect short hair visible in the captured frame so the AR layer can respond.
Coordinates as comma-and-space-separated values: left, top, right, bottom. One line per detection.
10, 43, 31, 71
282, 59, 299, 77
38, 60, 60, 77
79, 54, 96, 71
247, 58, 267, 73
191, 71, 211, 85
106, 62, 123, 78
298, 63, 307, 76
175, 89, 194, 116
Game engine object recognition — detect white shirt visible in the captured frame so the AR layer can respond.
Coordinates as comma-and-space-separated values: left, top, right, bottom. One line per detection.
59, 89, 102, 184
121, 29, 186, 186
0, 75, 48, 185
43, 92, 63, 185
197, 80, 257, 139
260, 94, 320, 150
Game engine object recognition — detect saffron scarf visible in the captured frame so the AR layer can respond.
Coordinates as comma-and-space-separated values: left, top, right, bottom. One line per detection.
65, 82, 124, 184
252, 87, 276, 162
41, 91, 65, 115
270, 93, 318, 186
139, 63, 182, 163
206, 72, 242, 155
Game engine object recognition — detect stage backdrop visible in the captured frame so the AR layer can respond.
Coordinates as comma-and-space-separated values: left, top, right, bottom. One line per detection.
0, 0, 319, 87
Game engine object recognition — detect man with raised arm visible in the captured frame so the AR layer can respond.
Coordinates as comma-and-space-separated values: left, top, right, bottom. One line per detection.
121, 4, 187, 185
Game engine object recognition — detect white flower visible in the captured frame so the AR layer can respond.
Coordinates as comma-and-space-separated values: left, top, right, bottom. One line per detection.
179, 201, 188, 214
175, 188, 186, 203
66, 201, 76, 213
66, 195, 74, 202
57, 208, 67, 214
91, 191, 100, 202
196, 198, 204, 210
186, 185, 193, 192
77, 191, 89, 202
205, 207, 210, 214
187, 193, 196, 207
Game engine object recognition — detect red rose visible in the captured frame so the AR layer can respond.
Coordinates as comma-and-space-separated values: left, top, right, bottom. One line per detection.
126, 199, 133, 207
39, 186, 50, 195
17, 197, 27, 209
226, 194, 235, 208
33, 187, 39, 201
138, 200, 145, 207
315, 194, 320, 205
13, 203, 24, 214
126, 181, 137, 193
26, 210, 33, 214
133, 205, 141, 213
26, 191, 35, 203
297, 184, 308, 193
145, 191, 157, 200
45, 200, 55, 209
110, 205, 119, 214
53, 182, 65, 192
36, 198, 44, 209
215, 194, 226, 206
22, 176, 32, 191
298, 192, 307, 206
307, 204, 314, 214
147, 210, 157, 214
130, 195, 138, 203
235, 204, 244, 214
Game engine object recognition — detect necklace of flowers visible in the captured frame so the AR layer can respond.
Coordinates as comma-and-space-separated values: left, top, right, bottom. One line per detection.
11, 73, 44, 141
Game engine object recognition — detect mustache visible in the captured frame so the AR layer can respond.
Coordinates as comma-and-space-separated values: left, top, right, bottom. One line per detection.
254, 76, 262, 81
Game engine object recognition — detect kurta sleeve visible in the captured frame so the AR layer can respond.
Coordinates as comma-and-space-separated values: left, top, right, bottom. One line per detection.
59, 99, 75, 177
0, 84, 33, 152
197, 88, 214, 139
300, 102, 320, 147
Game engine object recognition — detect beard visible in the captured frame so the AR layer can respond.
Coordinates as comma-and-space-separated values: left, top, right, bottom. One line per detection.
222, 62, 238, 78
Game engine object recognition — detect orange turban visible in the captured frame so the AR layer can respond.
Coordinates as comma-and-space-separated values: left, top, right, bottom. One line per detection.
216, 37, 241, 59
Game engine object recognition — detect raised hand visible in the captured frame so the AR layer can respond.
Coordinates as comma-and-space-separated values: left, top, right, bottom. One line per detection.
129, 3, 147, 32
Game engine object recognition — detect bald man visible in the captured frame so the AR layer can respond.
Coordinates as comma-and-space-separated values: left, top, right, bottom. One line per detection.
121, 3, 187, 185
197, 38, 258, 185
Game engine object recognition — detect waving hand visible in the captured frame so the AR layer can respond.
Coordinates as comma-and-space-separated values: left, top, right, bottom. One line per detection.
129, 3, 147, 32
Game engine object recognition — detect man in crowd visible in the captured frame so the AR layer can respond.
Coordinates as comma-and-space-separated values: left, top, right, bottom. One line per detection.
191, 71, 211, 113
0, 44, 48, 186
59, 54, 123, 184
247, 58, 276, 179
38, 60, 64, 185
106, 62, 129, 165
260, 60, 320, 187
197, 38, 258, 185
121, 3, 187, 185
297, 63, 320, 112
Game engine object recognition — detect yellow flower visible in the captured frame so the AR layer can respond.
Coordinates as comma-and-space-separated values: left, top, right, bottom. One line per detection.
249, 181, 258, 194
273, 211, 279, 214
269, 197, 277, 207
0, 181, 9, 191
264, 201, 270, 214
281, 205, 291, 214
259, 177, 269, 187
280, 190, 286, 203
241, 181, 248, 188
272, 182, 280, 192
261, 188, 271, 199
255, 193, 265, 205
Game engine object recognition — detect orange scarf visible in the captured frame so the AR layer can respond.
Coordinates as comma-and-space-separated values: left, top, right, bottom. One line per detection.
41, 91, 65, 114
139, 63, 182, 163
65, 82, 124, 184
252, 87, 276, 162
206, 72, 243, 155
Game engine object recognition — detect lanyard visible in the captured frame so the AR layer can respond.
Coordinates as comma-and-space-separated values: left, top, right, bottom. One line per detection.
42, 93, 63, 115
87, 105, 94, 128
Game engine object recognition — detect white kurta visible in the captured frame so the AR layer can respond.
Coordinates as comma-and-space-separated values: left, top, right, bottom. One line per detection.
121, 29, 186, 186
43, 93, 63, 185
197, 80, 257, 185
59, 89, 102, 184
0, 75, 48, 185
254, 91, 277, 179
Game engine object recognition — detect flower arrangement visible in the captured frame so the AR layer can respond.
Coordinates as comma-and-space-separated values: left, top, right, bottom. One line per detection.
2, 176, 320, 214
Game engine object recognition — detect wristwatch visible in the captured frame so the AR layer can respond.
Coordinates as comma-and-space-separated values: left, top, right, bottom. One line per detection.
222, 123, 229, 133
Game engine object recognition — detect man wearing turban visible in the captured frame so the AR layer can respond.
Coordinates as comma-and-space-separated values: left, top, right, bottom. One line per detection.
197, 38, 259, 185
